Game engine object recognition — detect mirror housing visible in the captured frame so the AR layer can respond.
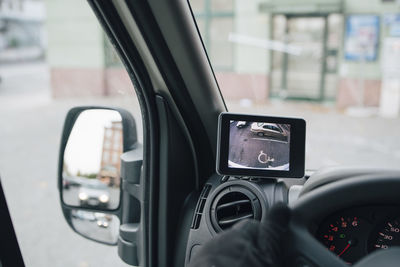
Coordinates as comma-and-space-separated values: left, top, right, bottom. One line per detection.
58, 106, 138, 245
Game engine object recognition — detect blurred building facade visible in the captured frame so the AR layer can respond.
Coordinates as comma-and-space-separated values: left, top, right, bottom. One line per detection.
0, 0, 45, 62
191, 0, 400, 109
46, 0, 400, 110
45, 0, 131, 98
99, 121, 123, 187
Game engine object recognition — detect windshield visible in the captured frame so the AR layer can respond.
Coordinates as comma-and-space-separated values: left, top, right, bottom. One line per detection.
189, 0, 400, 170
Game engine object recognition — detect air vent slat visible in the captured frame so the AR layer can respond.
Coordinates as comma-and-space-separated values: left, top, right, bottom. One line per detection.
218, 213, 254, 226
216, 199, 251, 211
212, 188, 261, 232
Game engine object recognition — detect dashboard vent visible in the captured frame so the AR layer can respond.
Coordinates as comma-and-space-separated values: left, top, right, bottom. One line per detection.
191, 184, 212, 229
211, 188, 261, 231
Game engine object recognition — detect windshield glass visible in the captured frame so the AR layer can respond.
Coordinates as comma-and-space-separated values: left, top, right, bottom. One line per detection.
190, 0, 400, 170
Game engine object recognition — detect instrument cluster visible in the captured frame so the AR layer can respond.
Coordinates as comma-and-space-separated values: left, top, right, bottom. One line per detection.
315, 205, 400, 265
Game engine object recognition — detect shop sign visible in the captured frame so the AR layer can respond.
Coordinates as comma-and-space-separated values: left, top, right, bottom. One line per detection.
344, 15, 380, 61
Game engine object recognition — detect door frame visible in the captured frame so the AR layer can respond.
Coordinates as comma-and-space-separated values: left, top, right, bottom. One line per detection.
88, 1, 227, 266
269, 13, 329, 102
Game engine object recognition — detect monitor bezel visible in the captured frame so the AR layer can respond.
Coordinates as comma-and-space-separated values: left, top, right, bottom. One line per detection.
216, 112, 306, 178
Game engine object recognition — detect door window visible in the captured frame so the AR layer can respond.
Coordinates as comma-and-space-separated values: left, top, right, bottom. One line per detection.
0, 1, 141, 266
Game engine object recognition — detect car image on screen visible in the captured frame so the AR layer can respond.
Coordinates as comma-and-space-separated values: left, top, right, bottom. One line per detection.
250, 123, 288, 141
228, 120, 290, 170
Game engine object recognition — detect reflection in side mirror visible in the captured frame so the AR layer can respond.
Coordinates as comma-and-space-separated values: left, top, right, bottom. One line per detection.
62, 109, 122, 210
70, 209, 120, 244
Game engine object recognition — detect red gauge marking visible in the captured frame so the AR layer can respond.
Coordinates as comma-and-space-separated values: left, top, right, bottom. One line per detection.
337, 243, 351, 257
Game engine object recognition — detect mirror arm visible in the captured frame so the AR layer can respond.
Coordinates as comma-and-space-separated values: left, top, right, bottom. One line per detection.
121, 145, 143, 184
119, 145, 143, 265
123, 183, 142, 201
118, 223, 140, 267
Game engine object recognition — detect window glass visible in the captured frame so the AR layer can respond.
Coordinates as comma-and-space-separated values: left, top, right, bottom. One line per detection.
190, 0, 234, 70
0, 1, 140, 266
104, 140, 111, 149
112, 152, 119, 164
190, 0, 400, 170
194, 17, 206, 39
209, 17, 234, 69
103, 151, 110, 162
113, 135, 121, 150
211, 0, 233, 12
189, 0, 204, 13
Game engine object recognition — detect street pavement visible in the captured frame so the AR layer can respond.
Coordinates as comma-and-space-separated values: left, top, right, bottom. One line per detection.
1, 62, 400, 266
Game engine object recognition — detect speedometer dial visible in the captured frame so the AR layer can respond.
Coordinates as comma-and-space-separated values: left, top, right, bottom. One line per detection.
370, 218, 400, 251
317, 215, 371, 264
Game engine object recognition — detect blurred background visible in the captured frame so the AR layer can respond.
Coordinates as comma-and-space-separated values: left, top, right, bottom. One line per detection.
1, 0, 400, 266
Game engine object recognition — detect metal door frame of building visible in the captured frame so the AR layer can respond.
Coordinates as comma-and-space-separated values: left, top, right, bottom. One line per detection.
269, 13, 329, 102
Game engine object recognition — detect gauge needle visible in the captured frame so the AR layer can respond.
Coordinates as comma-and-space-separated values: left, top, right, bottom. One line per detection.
338, 243, 351, 257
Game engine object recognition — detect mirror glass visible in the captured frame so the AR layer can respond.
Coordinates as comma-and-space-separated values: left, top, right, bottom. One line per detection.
70, 209, 119, 244
62, 109, 123, 210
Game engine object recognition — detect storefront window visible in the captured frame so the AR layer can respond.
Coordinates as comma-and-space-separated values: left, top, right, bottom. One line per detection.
189, 0, 400, 170
190, 0, 234, 70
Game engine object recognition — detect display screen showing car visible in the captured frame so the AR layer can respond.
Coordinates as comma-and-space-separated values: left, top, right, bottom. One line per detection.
229, 121, 290, 170
217, 113, 305, 178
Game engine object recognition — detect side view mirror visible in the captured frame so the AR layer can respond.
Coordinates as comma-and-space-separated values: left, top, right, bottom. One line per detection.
58, 107, 138, 245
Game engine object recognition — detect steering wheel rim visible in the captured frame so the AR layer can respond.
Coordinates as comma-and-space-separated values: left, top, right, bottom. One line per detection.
285, 172, 400, 267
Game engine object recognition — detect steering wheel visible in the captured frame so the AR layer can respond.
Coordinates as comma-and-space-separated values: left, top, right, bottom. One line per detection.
285, 172, 400, 267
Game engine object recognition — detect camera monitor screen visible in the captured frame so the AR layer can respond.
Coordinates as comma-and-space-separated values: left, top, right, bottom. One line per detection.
217, 113, 306, 178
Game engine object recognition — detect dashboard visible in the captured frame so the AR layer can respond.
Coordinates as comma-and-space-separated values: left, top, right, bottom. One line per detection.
184, 168, 400, 266
314, 205, 400, 265
206, 113, 400, 266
